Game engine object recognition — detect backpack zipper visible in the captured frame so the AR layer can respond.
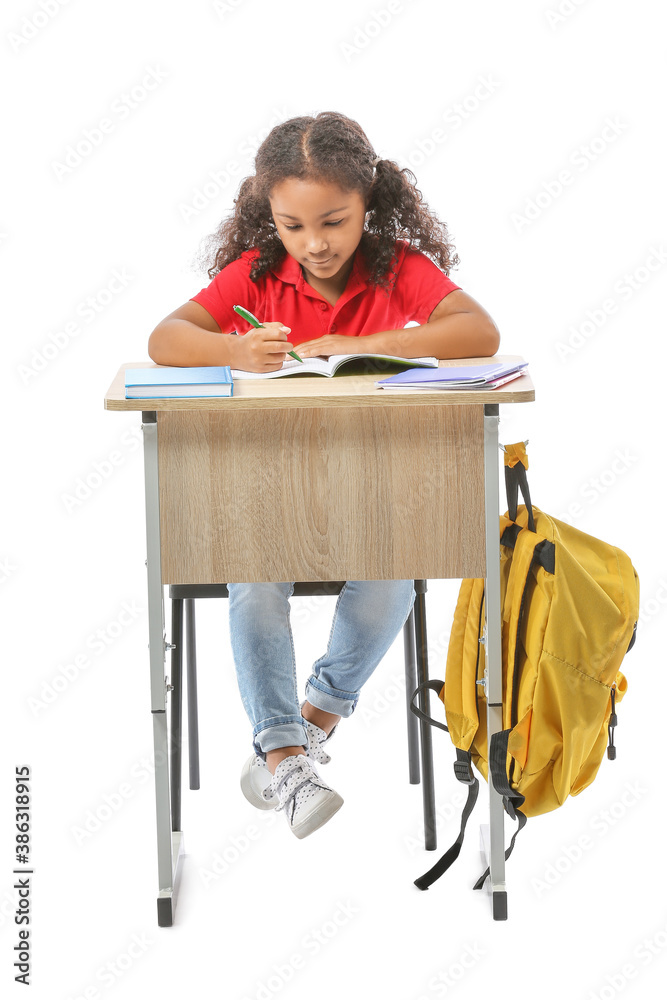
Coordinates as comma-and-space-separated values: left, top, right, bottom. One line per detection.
607, 684, 618, 760
474, 593, 484, 727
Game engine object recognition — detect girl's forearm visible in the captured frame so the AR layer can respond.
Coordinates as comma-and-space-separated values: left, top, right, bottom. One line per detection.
148, 320, 239, 367
360, 313, 500, 360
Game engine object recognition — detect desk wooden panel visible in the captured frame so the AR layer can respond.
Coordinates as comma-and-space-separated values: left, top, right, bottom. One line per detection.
157, 404, 485, 583
104, 355, 534, 583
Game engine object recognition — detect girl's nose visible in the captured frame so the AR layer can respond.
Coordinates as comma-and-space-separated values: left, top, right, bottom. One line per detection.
306, 234, 329, 254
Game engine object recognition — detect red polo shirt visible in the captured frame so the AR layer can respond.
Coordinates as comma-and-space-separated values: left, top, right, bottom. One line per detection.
190, 239, 460, 347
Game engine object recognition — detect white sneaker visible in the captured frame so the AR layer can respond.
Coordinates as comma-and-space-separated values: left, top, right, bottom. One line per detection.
240, 719, 337, 810
240, 753, 277, 811
266, 755, 343, 839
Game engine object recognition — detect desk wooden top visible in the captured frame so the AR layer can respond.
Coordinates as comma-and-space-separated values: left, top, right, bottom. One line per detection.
104, 355, 534, 411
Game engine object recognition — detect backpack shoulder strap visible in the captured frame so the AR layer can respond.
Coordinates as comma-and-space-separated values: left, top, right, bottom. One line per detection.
410, 682, 481, 890
414, 752, 479, 891
472, 729, 527, 890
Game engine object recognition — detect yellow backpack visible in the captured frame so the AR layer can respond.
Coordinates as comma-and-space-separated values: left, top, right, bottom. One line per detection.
413, 442, 639, 891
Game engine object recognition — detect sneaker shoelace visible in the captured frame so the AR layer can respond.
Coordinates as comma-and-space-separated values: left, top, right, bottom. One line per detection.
303, 720, 335, 764
256, 720, 337, 804
263, 757, 329, 822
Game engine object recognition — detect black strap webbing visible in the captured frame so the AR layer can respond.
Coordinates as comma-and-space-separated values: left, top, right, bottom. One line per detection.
472, 729, 527, 890
414, 757, 479, 891
409, 680, 449, 733
505, 462, 536, 531
410, 682, 481, 891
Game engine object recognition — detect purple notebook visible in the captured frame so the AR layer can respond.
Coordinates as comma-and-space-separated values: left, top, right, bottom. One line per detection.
376, 360, 528, 388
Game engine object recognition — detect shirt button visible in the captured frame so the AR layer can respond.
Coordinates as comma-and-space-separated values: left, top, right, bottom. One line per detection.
320, 302, 327, 310
330, 324, 337, 332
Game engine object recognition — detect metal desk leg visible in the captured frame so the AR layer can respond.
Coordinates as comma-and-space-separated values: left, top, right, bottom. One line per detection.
142, 412, 185, 928
185, 599, 201, 790
414, 585, 437, 851
403, 607, 420, 785
483, 404, 507, 920
169, 599, 183, 831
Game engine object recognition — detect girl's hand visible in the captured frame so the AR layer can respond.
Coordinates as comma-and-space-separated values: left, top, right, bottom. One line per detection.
297, 334, 361, 358
231, 322, 294, 372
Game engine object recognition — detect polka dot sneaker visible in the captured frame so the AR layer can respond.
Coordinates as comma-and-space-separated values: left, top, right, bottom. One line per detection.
240, 752, 277, 811
265, 754, 343, 839
240, 718, 337, 810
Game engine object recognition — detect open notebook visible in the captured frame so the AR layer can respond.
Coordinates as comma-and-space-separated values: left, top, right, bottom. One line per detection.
231, 353, 439, 379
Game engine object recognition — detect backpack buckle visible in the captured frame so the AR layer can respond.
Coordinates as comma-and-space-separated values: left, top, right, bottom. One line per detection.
503, 795, 517, 820
453, 751, 475, 785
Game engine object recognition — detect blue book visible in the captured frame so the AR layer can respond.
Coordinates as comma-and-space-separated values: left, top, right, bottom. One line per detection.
376, 360, 528, 390
125, 365, 233, 399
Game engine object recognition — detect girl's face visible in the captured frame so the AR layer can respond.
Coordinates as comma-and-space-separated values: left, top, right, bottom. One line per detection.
268, 177, 367, 289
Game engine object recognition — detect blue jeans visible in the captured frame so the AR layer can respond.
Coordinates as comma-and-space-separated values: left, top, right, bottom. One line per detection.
227, 580, 416, 754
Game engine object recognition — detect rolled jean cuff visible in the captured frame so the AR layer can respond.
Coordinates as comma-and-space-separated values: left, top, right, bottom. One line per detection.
305, 676, 358, 718
254, 718, 307, 755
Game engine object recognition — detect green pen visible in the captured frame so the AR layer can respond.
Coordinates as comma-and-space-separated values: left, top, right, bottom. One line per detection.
233, 304, 303, 363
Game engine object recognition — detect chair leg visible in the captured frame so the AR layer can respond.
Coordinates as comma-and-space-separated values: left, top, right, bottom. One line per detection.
414, 584, 437, 851
169, 599, 183, 832
403, 609, 421, 784
185, 599, 201, 790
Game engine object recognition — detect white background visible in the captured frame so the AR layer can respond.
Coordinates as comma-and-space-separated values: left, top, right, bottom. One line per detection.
2, 0, 666, 997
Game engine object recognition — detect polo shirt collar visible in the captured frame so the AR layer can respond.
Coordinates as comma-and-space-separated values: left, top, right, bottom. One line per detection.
270, 247, 371, 295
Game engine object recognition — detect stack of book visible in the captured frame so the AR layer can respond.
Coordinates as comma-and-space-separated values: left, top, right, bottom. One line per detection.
376, 360, 528, 391
124, 366, 233, 399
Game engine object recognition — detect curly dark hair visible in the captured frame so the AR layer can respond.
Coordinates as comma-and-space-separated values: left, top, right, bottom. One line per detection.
197, 111, 459, 290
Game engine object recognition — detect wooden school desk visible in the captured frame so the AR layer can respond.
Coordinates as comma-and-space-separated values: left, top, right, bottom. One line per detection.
104, 355, 534, 925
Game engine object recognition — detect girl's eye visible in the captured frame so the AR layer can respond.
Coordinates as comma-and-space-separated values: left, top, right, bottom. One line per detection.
284, 220, 343, 231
